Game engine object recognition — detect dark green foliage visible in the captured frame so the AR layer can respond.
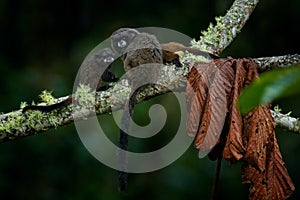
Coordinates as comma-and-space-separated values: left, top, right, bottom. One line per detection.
238, 64, 300, 114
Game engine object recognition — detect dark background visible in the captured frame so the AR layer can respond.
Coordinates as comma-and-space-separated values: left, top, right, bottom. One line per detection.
0, 0, 300, 199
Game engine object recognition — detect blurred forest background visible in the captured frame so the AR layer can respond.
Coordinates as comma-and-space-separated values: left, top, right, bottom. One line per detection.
0, 0, 300, 199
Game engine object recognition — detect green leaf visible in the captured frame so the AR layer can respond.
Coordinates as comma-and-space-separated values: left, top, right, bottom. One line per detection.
238, 64, 300, 114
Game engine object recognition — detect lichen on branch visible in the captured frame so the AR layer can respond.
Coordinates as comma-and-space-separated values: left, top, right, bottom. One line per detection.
1, 0, 300, 143
192, 0, 259, 55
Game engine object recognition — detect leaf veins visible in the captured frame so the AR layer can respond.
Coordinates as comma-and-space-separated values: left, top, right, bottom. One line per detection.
186, 57, 295, 199
187, 59, 234, 157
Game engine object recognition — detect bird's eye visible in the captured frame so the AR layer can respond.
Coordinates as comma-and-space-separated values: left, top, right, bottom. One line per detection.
117, 39, 127, 48
104, 56, 114, 63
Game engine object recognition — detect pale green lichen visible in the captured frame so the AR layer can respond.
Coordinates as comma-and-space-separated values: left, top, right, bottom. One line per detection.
0, 107, 61, 139
190, 39, 198, 47
0, 112, 24, 134
294, 120, 300, 132
192, 15, 235, 54
109, 80, 131, 105
200, 23, 216, 46
8, 113, 22, 132
274, 105, 282, 113
20, 102, 28, 109
39, 90, 56, 104
57, 103, 72, 119
25, 110, 44, 128
215, 16, 224, 23
74, 84, 95, 109
274, 105, 292, 117
285, 111, 292, 117
182, 52, 211, 64
0, 125, 7, 139
47, 115, 60, 127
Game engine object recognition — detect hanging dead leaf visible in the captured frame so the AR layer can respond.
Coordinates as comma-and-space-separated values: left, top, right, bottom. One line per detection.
241, 61, 295, 200
222, 59, 251, 162
187, 59, 235, 157
225, 58, 294, 199
242, 105, 294, 200
186, 64, 209, 137
186, 57, 295, 199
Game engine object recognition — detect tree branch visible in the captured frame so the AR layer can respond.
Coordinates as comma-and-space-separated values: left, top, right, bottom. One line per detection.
1, 53, 300, 142
271, 110, 300, 135
254, 54, 300, 72
192, 0, 260, 55
0, 63, 188, 143
1, 0, 299, 143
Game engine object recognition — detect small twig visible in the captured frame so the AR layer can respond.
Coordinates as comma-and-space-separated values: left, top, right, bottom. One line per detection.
210, 157, 223, 200
271, 110, 300, 135
254, 54, 300, 72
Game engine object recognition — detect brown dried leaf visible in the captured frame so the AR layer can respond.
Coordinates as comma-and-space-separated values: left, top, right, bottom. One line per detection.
243, 106, 272, 172
222, 59, 250, 162
187, 59, 235, 157
241, 61, 295, 199
186, 57, 295, 199
186, 64, 209, 137
242, 106, 295, 200
207, 59, 237, 160
242, 164, 267, 199
242, 61, 270, 171
267, 136, 295, 199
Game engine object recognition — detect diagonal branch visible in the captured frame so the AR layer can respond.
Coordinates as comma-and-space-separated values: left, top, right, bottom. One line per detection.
0, 63, 188, 143
2, 0, 262, 142
1, 54, 300, 143
1, 0, 299, 143
192, 0, 260, 55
